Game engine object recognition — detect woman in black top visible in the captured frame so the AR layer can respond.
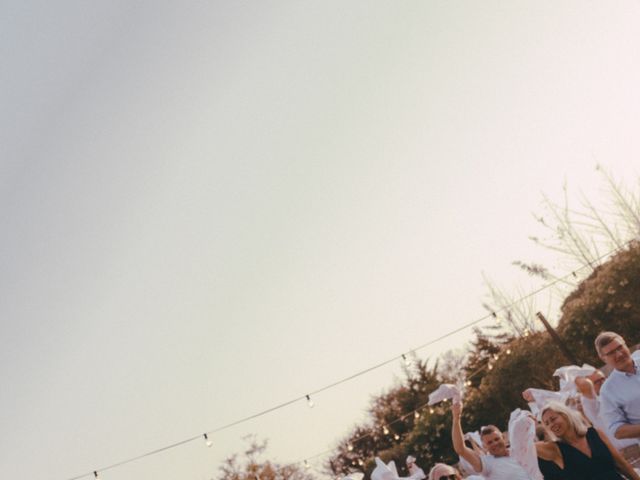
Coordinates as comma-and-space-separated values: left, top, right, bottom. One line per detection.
535, 401, 639, 480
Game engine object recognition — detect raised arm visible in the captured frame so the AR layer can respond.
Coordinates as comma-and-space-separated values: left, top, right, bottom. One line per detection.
451, 401, 483, 473
595, 428, 640, 480
574, 376, 596, 399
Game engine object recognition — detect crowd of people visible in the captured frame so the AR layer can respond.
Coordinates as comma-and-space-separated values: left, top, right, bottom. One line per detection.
436, 331, 640, 480
369, 331, 640, 480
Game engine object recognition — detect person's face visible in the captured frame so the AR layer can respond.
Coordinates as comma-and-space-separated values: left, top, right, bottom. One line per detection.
481, 431, 507, 456
542, 409, 569, 438
588, 370, 606, 395
599, 338, 633, 372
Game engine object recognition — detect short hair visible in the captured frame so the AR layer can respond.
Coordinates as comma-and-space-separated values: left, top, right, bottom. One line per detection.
480, 425, 500, 437
594, 331, 624, 354
540, 401, 588, 437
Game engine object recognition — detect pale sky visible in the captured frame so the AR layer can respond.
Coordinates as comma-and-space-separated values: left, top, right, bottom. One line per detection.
2, 2, 640, 480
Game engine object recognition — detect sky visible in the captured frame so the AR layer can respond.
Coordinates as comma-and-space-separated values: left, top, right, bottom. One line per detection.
2, 1, 640, 480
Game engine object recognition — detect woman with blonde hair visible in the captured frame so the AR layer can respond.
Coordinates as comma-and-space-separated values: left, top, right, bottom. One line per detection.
535, 401, 640, 480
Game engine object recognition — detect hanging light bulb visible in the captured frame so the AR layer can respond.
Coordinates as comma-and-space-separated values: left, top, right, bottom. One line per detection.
394, 433, 400, 440
414, 411, 420, 419
94, 472, 100, 480
401, 354, 411, 367
524, 329, 530, 337
493, 354, 499, 360
383, 426, 389, 435
306, 395, 315, 408
488, 364, 493, 370
304, 460, 311, 470
347, 443, 354, 452
357, 459, 364, 466
203, 433, 213, 448
506, 348, 512, 355
429, 408, 435, 414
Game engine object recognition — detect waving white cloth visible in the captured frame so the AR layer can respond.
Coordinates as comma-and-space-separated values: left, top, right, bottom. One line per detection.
371, 458, 399, 480
523, 388, 568, 416
428, 384, 461, 405
371, 457, 426, 480
553, 364, 596, 393
342, 473, 364, 480
406, 456, 426, 480
508, 408, 543, 480
464, 430, 483, 448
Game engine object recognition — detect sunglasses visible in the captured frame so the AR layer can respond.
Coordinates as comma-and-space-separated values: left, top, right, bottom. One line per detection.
438, 475, 457, 480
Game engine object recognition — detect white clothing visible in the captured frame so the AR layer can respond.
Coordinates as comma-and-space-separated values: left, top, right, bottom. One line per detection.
600, 350, 640, 439
508, 409, 542, 480
553, 364, 596, 393
581, 394, 638, 450
480, 454, 532, 480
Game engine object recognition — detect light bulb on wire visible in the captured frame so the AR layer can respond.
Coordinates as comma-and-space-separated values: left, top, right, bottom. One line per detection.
306, 395, 315, 408
401, 354, 410, 367
304, 460, 311, 470
94, 472, 100, 480
414, 411, 420, 419
347, 443, 354, 452
383, 426, 389, 435
203, 433, 213, 448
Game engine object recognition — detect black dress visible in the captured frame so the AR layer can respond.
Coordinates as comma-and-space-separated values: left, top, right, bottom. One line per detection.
537, 457, 568, 480
556, 427, 623, 480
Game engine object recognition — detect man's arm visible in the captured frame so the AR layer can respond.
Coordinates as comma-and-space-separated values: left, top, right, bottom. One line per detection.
451, 401, 483, 473
574, 377, 596, 399
613, 424, 640, 439
599, 387, 637, 440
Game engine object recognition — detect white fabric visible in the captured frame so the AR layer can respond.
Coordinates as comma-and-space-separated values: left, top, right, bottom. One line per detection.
371, 458, 398, 480
342, 473, 364, 480
371, 457, 425, 480
459, 455, 481, 475
407, 463, 425, 480
507, 409, 542, 480
465, 431, 483, 448
523, 388, 568, 416
480, 454, 533, 480
553, 364, 596, 393
600, 350, 640, 439
428, 384, 461, 405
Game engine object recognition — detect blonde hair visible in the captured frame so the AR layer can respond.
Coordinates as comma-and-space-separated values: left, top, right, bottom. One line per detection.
540, 401, 588, 437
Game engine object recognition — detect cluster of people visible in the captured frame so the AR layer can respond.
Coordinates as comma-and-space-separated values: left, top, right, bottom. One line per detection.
430, 331, 640, 480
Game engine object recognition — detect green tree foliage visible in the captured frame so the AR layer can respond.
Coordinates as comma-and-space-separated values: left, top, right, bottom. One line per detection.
218, 437, 316, 480
327, 359, 446, 477
557, 240, 640, 365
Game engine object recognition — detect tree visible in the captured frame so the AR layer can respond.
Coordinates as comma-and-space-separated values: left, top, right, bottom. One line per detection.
556, 240, 640, 365
218, 437, 316, 480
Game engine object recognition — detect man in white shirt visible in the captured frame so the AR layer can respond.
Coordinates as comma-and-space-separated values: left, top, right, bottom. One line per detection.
596, 331, 640, 441
450, 401, 532, 480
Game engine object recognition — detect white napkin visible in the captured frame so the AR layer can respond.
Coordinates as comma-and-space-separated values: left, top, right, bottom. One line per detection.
508, 408, 543, 480
553, 364, 596, 392
428, 384, 461, 405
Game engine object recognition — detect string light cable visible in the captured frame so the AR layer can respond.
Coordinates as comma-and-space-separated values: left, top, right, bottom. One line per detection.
65, 241, 632, 480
